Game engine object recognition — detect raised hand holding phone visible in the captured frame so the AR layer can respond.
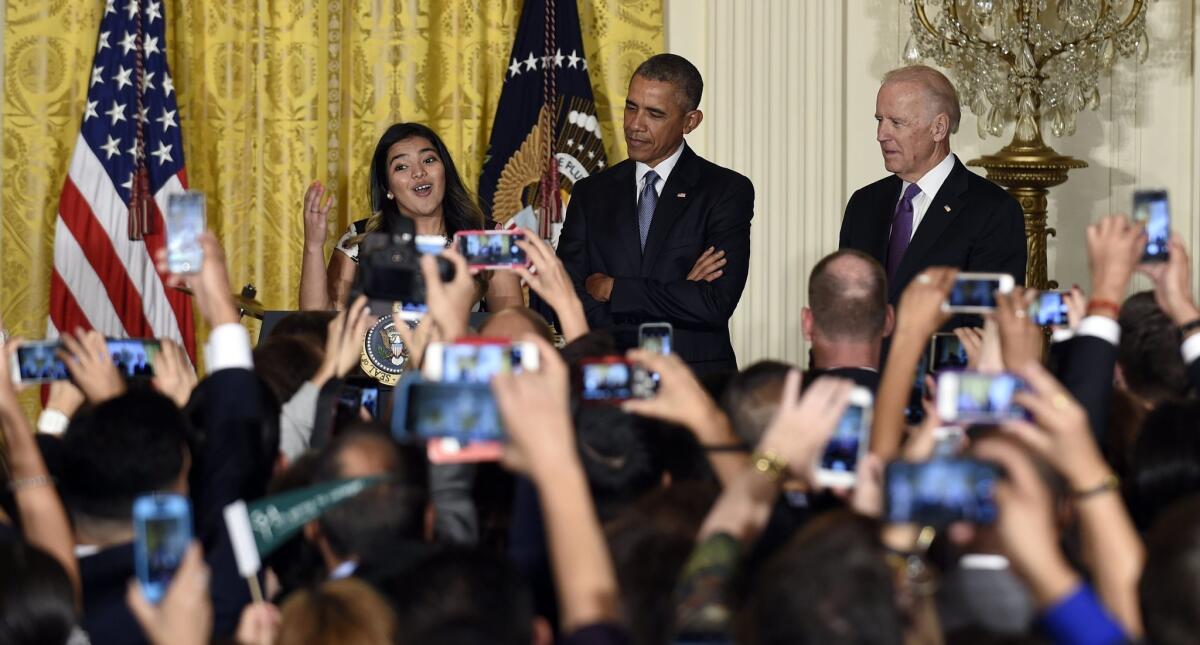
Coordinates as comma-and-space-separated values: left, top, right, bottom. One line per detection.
58, 329, 126, 403
165, 192, 205, 275
126, 541, 212, 645
512, 233, 589, 342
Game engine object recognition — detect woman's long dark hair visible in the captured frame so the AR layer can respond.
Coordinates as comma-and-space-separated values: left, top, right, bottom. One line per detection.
354, 123, 484, 245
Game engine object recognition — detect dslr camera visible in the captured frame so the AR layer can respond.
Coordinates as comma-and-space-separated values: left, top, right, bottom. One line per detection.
350, 218, 455, 318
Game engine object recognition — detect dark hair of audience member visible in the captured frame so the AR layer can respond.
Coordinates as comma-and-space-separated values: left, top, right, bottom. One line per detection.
183, 374, 282, 500
720, 360, 793, 447
1103, 387, 1148, 483
312, 426, 429, 568
559, 330, 618, 366
254, 334, 324, 405
633, 53, 704, 111
739, 510, 904, 645
267, 311, 337, 346
1140, 494, 1200, 645
0, 541, 79, 645
606, 482, 720, 645
59, 389, 189, 525
1127, 400, 1200, 530
265, 452, 326, 598
1118, 292, 1190, 403
275, 577, 396, 645
807, 249, 889, 342
574, 405, 666, 521
389, 548, 539, 645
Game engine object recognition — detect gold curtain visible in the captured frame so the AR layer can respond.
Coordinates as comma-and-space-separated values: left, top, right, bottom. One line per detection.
1, 0, 662, 357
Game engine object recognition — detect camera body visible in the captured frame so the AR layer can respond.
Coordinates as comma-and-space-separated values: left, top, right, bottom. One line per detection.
352, 223, 455, 318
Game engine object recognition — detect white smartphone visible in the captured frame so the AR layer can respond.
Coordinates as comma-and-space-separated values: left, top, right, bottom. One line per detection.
638, 322, 673, 355
936, 370, 1026, 423
942, 272, 1014, 314
422, 339, 539, 382
815, 386, 873, 488
165, 192, 205, 274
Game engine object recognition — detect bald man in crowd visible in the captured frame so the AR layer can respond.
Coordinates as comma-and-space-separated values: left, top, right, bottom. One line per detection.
840, 65, 1026, 303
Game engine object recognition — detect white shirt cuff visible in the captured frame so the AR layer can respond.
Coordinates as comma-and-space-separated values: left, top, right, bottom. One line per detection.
204, 323, 254, 374
1182, 333, 1200, 366
37, 409, 70, 436
1075, 316, 1121, 347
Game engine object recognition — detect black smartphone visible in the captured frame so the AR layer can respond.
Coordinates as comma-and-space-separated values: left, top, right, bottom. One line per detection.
885, 458, 1001, 526
392, 376, 504, 443
929, 333, 969, 373
1133, 190, 1170, 263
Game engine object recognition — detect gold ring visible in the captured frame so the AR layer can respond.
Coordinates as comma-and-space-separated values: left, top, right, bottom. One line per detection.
1051, 393, 1070, 410
917, 274, 932, 285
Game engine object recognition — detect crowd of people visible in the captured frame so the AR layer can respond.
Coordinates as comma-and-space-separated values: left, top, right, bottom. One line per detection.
5, 53, 1200, 645
3, 206, 1199, 644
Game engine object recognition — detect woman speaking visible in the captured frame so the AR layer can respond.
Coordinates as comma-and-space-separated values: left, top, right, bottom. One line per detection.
298, 122, 524, 312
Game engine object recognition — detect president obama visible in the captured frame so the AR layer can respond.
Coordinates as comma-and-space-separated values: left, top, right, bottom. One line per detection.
557, 53, 754, 375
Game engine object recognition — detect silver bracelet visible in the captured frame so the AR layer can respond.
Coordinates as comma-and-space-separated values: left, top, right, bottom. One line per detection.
8, 474, 55, 492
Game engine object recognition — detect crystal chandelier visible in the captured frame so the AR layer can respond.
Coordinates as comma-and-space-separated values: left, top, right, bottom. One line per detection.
904, 0, 1150, 143
901, 0, 1151, 291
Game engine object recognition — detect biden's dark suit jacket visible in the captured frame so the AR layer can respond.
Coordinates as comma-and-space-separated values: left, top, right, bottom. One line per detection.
557, 144, 754, 375
840, 156, 1027, 303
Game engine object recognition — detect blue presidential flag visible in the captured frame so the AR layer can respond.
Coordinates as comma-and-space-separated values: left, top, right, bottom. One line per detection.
478, 0, 607, 244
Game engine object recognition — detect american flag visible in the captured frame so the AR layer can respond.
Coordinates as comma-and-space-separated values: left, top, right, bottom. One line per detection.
49, 0, 194, 359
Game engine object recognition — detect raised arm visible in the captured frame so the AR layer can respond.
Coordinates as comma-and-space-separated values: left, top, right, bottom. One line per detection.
0, 342, 81, 604
299, 181, 338, 311
492, 334, 620, 634
870, 267, 955, 459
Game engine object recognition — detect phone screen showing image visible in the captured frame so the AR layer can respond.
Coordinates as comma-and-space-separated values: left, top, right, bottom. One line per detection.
457, 231, 527, 268
133, 494, 192, 603
885, 459, 1000, 526
1030, 292, 1069, 327
947, 278, 1003, 310
16, 343, 69, 382
405, 381, 504, 442
166, 192, 205, 274
821, 405, 865, 474
639, 325, 673, 356
1133, 190, 1170, 262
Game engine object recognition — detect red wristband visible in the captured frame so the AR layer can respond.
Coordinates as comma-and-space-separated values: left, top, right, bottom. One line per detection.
1086, 298, 1121, 317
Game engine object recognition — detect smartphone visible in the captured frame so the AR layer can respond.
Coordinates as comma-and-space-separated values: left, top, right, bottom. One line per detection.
578, 357, 657, 403
904, 354, 928, 425
337, 384, 381, 421
936, 370, 1027, 424
1029, 291, 1070, 327
10, 338, 160, 384
165, 192, 205, 274
132, 493, 193, 603
1133, 190, 1170, 263
929, 332, 969, 373
942, 272, 1015, 313
884, 458, 1001, 526
10, 341, 70, 384
392, 376, 504, 443
638, 322, 673, 356
815, 386, 873, 487
106, 339, 162, 378
454, 230, 529, 270
423, 339, 540, 382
